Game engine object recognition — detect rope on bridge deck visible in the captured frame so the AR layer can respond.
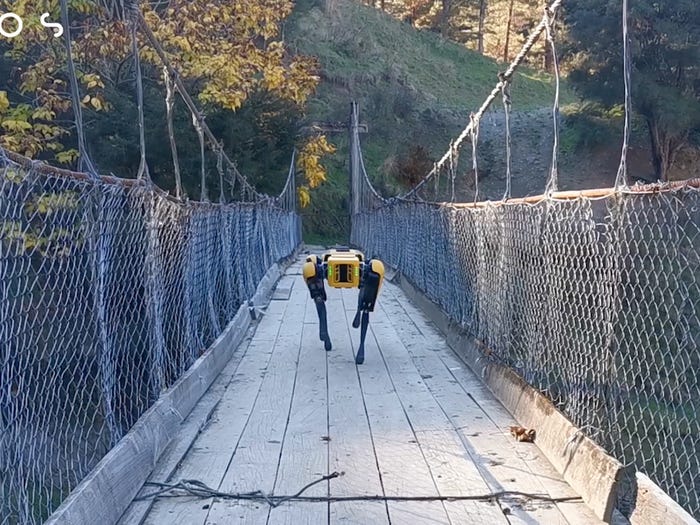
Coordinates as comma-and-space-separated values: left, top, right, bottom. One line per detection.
137, 474, 582, 508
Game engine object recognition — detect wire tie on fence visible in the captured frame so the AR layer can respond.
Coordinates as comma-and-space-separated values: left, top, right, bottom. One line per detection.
563, 430, 583, 456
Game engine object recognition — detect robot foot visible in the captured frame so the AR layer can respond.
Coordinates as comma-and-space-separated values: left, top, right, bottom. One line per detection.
320, 328, 332, 351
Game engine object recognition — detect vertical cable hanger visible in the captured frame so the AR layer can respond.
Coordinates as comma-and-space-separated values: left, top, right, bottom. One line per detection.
543, 5, 561, 195
192, 113, 208, 201
615, 0, 632, 189
448, 140, 456, 203
127, 1, 150, 181
59, 0, 98, 177
216, 148, 226, 203
434, 160, 440, 200
470, 113, 480, 203
164, 67, 184, 199
501, 79, 513, 201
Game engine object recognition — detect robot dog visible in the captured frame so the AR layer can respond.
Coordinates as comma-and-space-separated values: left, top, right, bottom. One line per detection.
302, 247, 384, 364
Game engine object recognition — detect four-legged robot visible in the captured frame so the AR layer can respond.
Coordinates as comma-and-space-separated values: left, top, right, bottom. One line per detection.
302, 248, 384, 364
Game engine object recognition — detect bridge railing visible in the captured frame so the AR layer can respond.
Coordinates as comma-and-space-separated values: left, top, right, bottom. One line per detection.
352, 182, 700, 518
0, 154, 300, 524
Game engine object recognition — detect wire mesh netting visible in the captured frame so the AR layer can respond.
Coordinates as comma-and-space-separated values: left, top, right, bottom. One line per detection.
0, 156, 300, 524
352, 188, 700, 518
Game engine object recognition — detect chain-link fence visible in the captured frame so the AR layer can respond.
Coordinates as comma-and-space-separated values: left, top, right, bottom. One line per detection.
0, 156, 300, 524
352, 185, 700, 518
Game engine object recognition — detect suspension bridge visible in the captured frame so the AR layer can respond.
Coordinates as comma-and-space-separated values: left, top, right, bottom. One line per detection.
1, 0, 699, 524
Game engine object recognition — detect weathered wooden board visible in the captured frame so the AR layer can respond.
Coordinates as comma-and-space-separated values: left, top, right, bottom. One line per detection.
272, 275, 296, 301
370, 298, 508, 524
118, 329, 255, 525
628, 473, 698, 525
267, 291, 328, 525
204, 288, 307, 524
341, 292, 452, 524
143, 299, 290, 525
46, 260, 288, 525
124, 258, 617, 525
327, 288, 390, 524
125, 297, 288, 525
382, 282, 603, 525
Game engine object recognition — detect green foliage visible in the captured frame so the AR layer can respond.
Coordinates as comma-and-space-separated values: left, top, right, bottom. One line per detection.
362, 0, 550, 67
1, 188, 83, 258
294, 0, 569, 112
559, 102, 621, 156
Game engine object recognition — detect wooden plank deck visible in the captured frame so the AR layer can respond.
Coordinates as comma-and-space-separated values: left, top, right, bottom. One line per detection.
120, 257, 603, 525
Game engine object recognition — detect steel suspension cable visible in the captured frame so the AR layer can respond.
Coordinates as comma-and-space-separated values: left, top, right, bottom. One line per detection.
398, 0, 563, 201
59, 0, 98, 176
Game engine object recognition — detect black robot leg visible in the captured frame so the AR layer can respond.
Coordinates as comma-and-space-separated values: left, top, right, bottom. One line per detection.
352, 262, 383, 364
303, 258, 332, 351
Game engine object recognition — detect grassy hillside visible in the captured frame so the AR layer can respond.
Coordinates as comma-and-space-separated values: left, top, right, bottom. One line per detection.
286, 0, 574, 242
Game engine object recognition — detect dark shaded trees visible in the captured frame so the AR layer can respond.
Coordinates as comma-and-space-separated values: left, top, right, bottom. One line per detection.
564, 0, 700, 181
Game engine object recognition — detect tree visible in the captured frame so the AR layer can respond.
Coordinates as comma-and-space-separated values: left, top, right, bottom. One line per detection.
564, 0, 700, 181
143, 0, 319, 112
477, 0, 487, 54
503, 0, 514, 62
0, 0, 329, 201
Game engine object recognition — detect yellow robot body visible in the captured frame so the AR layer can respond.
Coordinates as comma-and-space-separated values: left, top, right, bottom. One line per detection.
303, 258, 318, 281
301, 247, 385, 364
323, 249, 364, 289
370, 259, 385, 292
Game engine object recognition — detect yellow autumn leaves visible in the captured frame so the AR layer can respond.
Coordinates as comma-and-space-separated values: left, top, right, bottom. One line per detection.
0, 0, 335, 204
0, 0, 107, 159
0, 91, 9, 113
143, 0, 319, 112
297, 135, 336, 208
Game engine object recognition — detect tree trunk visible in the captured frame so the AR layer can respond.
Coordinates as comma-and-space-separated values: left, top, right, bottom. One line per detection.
440, 0, 452, 38
647, 117, 688, 182
503, 0, 515, 62
477, 0, 487, 54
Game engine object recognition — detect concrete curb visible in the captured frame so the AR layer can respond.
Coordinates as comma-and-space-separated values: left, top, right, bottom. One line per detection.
45, 251, 298, 525
628, 473, 698, 525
